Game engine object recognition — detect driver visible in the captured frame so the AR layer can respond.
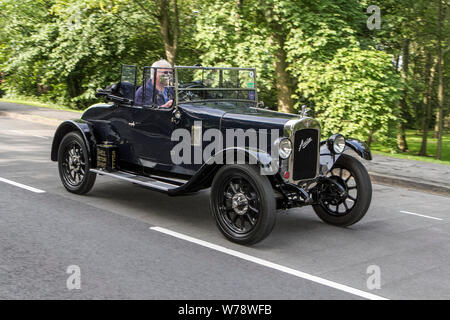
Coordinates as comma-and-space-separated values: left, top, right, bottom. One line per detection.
135, 59, 174, 107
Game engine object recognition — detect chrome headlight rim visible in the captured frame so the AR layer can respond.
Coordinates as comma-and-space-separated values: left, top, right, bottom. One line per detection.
327, 134, 346, 154
276, 137, 292, 159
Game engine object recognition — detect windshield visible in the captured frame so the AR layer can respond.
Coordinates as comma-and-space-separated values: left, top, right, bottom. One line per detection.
133, 65, 257, 108
175, 66, 257, 105
134, 66, 174, 107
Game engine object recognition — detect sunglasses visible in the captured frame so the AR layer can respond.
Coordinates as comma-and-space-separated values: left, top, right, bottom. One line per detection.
157, 70, 173, 75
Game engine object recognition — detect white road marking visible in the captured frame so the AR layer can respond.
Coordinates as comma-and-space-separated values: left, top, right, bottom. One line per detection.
0, 177, 46, 193
400, 210, 443, 221
0, 130, 51, 139
150, 226, 388, 300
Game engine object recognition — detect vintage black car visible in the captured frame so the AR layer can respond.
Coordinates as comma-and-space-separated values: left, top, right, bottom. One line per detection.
51, 65, 372, 245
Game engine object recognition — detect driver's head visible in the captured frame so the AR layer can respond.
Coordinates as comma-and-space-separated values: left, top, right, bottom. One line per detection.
151, 59, 172, 89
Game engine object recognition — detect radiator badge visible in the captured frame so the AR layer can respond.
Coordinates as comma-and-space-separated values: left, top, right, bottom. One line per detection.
298, 137, 312, 152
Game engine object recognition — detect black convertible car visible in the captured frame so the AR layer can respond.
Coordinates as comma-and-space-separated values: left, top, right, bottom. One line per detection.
51, 65, 372, 245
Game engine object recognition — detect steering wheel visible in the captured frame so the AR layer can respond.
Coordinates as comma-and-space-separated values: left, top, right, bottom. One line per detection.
178, 81, 208, 102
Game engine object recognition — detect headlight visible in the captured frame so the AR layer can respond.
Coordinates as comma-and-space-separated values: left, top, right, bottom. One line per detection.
277, 138, 292, 159
328, 134, 346, 154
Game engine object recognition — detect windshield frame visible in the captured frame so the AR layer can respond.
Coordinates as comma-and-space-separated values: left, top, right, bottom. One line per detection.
174, 66, 258, 106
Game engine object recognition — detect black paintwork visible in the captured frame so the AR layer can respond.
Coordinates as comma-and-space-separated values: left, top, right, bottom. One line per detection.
345, 139, 372, 160
51, 97, 372, 199
76, 101, 297, 178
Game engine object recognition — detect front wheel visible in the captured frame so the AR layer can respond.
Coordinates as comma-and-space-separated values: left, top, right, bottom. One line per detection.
210, 165, 276, 245
57, 131, 96, 195
313, 154, 372, 226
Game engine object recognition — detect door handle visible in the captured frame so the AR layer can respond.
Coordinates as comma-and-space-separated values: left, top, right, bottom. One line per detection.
128, 121, 141, 127
171, 109, 182, 124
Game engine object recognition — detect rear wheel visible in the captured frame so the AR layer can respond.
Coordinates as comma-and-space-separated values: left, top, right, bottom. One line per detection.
210, 165, 276, 245
313, 154, 371, 226
58, 131, 96, 195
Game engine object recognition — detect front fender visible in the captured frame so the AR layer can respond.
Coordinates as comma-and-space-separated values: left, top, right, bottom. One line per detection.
207, 147, 276, 174
344, 139, 372, 160
170, 147, 275, 195
50, 120, 96, 163
319, 138, 371, 171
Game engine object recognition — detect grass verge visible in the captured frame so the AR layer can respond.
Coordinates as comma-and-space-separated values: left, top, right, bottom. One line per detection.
372, 129, 450, 165
0, 97, 83, 113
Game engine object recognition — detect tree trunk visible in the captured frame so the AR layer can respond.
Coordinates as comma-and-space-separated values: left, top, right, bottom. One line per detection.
397, 39, 410, 152
156, 0, 179, 65
234, 0, 243, 32
262, 2, 294, 114
67, 74, 81, 98
272, 34, 294, 114
394, 54, 400, 70
419, 53, 437, 156
436, 58, 444, 159
367, 129, 375, 147
435, 0, 446, 160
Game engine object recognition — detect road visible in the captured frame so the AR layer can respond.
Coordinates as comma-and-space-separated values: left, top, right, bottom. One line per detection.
0, 115, 449, 300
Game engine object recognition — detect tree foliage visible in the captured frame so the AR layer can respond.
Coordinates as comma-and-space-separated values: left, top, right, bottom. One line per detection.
195, 0, 402, 144
0, 0, 447, 153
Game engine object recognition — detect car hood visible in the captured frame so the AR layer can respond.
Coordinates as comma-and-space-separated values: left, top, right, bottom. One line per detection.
179, 102, 299, 131
220, 105, 299, 131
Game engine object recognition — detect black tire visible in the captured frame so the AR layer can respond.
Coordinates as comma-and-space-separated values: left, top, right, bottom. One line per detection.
210, 165, 276, 245
57, 131, 96, 195
313, 154, 371, 227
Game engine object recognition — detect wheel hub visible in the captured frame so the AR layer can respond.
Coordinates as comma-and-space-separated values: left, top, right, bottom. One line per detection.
231, 193, 248, 215
329, 176, 348, 202
69, 155, 81, 171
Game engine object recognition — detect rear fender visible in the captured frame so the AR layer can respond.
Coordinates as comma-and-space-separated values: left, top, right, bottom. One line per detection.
51, 120, 96, 164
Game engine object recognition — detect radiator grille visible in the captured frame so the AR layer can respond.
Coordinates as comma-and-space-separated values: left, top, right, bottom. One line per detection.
292, 129, 319, 180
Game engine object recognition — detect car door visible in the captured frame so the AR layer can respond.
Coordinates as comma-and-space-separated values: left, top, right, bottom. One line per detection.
131, 107, 176, 172
110, 105, 141, 168
109, 65, 141, 169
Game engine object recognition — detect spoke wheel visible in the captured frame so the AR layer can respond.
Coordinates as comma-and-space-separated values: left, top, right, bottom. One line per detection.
61, 142, 86, 188
218, 176, 261, 235
319, 167, 357, 216
313, 154, 372, 227
58, 132, 96, 195
210, 165, 276, 245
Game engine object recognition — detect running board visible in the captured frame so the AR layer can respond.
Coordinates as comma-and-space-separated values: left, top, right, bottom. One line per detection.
90, 169, 180, 192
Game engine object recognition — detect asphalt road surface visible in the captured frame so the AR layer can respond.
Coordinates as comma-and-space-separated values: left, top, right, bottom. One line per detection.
1, 116, 450, 300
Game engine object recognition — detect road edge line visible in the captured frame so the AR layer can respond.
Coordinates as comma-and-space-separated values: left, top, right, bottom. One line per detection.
0, 177, 46, 193
150, 226, 389, 300
400, 210, 443, 221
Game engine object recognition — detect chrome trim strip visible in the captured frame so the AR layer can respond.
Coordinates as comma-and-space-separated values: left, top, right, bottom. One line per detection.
249, 107, 301, 117
178, 87, 255, 91
174, 65, 255, 71
283, 117, 321, 184
90, 169, 178, 192
148, 174, 189, 184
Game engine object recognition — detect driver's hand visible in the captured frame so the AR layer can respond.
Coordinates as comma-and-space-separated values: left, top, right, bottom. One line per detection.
161, 99, 173, 108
